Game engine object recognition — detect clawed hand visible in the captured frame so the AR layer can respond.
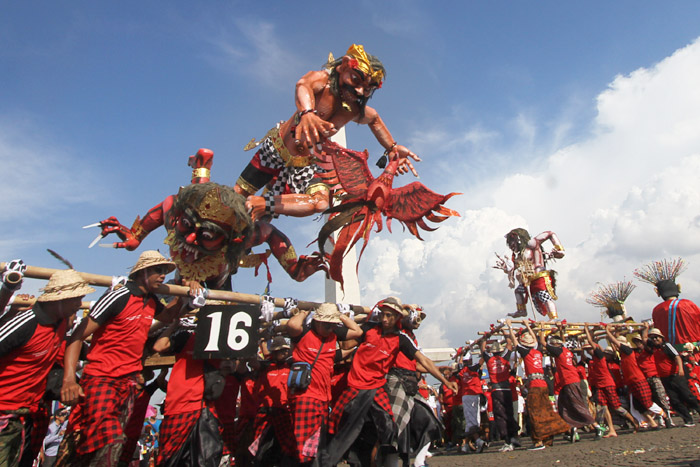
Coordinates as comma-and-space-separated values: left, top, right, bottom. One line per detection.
294, 113, 337, 152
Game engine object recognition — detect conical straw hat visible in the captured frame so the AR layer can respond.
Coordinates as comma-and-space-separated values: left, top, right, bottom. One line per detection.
37, 269, 96, 302
129, 250, 176, 277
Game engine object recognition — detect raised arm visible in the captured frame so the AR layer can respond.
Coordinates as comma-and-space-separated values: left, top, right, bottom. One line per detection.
605, 324, 621, 351
531, 231, 565, 259
415, 350, 458, 393
584, 324, 597, 347
339, 313, 363, 340
286, 309, 309, 338
361, 106, 420, 177
523, 320, 537, 344
504, 319, 518, 348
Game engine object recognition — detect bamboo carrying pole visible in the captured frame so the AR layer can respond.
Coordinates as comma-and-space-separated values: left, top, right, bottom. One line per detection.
0, 262, 372, 314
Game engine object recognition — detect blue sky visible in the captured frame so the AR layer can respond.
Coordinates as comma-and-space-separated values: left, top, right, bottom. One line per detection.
4, 2, 700, 348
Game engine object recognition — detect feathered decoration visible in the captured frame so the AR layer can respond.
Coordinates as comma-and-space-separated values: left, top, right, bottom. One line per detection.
316, 141, 460, 287
633, 257, 687, 285
586, 280, 636, 322
47, 249, 74, 269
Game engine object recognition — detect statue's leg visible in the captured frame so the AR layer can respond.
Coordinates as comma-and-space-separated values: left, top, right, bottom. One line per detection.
508, 285, 529, 318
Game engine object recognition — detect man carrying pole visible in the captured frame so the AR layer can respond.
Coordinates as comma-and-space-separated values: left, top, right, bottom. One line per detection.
57, 251, 188, 466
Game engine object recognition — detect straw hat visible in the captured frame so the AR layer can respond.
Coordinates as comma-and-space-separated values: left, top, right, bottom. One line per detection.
548, 336, 563, 346
616, 335, 628, 344
37, 269, 96, 302
269, 336, 291, 351
377, 296, 407, 317
648, 328, 664, 338
489, 341, 504, 353
129, 250, 176, 277
519, 332, 536, 348
313, 303, 342, 324
629, 333, 643, 342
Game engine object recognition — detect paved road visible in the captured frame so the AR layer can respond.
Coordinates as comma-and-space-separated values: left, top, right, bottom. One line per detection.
424, 421, 700, 467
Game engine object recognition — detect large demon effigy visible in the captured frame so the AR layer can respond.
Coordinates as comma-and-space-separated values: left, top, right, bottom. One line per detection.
234, 44, 421, 222
88, 149, 327, 289
87, 45, 460, 290
494, 228, 565, 320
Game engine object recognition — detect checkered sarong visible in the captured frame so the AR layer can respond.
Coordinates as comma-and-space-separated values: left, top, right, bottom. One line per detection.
157, 409, 200, 464
292, 397, 328, 463
65, 374, 137, 455
328, 387, 393, 435
386, 373, 414, 436
255, 138, 319, 196
647, 376, 671, 411
628, 379, 654, 410
594, 385, 621, 410
249, 406, 296, 458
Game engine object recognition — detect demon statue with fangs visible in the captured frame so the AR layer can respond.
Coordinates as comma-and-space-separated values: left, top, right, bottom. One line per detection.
89, 148, 327, 290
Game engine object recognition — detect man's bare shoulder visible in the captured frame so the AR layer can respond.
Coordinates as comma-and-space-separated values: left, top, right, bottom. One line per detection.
297, 69, 331, 88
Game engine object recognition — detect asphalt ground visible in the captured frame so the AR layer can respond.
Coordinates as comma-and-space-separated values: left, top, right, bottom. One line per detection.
422, 417, 700, 467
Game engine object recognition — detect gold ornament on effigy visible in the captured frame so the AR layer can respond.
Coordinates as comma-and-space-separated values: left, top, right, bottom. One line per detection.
345, 44, 384, 84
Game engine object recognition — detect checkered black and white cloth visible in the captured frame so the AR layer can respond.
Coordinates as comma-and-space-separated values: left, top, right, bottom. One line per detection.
257, 138, 319, 198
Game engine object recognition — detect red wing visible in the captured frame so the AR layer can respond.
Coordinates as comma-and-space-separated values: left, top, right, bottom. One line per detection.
386, 182, 460, 223
322, 141, 373, 198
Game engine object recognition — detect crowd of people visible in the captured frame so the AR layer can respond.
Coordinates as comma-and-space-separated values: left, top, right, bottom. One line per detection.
0, 251, 453, 467
2, 249, 700, 467
437, 319, 700, 455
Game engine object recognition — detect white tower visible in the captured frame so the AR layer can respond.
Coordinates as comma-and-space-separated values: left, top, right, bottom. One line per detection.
324, 128, 362, 305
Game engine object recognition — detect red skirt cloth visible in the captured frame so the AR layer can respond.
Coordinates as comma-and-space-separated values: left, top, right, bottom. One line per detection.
119, 389, 152, 465
219, 420, 237, 462
29, 404, 50, 459
628, 379, 654, 410
328, 387, 393, 435
157, 409, 200, 465
595, 385, 621, 410
292, 397, 328, 463
65, 374, 137, 455
249, 407, 296, 458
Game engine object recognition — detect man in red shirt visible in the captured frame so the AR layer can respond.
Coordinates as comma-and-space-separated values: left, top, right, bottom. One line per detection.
632, 327, 672, 426
479, 338, 520, 451
647, 327, 700, 426
605, 326, 667, 428
583, 325, 638, 437
456, 353, 486, 453
635, 258, 700, 348
386, 304, 440, 467
542, 325, 598, 442
151, 321, 231, 466
504, 320, 569, 450
321, 297, 457, 467
248, 335, 296, 464
438, 367, 456, 444
58, 251, 186, 466
0, 269, 94, 467
286, 302, 363, 466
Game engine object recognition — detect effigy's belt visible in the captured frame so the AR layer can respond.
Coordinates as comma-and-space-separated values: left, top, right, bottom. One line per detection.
246, 126, 317, 168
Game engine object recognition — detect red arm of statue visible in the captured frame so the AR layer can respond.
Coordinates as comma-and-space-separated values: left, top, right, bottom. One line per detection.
100, 195, 173, 250
250, 222, 328, 281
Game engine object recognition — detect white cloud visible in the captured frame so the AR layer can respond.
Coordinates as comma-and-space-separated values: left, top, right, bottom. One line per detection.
359, 37, 700, 350
0, 117, 101, 225
203, 18, 302, 91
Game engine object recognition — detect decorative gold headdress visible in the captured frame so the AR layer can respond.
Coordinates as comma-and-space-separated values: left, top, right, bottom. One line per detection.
329, 44, 384, 85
